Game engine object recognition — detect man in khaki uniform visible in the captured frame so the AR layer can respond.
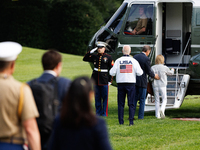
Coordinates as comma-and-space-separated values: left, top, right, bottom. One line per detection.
131, 6, 148, 35
0, 42, 41, 150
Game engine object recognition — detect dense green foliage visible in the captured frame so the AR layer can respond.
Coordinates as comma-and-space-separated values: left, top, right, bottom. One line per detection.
0, 0, 49, 48
48, 1, 103, 55
88, 0, 123, 22
15, 47, 200, 150
0, 0, 123, 55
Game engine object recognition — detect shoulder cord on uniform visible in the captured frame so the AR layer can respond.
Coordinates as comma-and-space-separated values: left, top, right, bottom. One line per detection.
18, 83, 26, 119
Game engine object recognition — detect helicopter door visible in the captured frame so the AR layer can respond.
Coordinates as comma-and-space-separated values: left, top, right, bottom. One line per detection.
162, 3, 192, 67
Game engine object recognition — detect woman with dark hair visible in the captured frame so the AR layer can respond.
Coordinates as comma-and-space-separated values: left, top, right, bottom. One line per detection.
48, 76, 112, 150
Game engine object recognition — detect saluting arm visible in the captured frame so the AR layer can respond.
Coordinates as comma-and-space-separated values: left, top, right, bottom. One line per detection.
83, 48, 97, 62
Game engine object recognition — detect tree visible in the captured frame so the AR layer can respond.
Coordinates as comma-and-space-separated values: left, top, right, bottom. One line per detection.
48, 1, 104, 55
0, 0, 123, 55
0, 0, 50, 48
88, 0, 123, 22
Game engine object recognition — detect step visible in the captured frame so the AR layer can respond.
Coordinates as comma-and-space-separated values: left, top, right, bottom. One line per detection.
167, 81, 181, 83
154, 91, 177, 96
146, 74, 190, 112
149, 95, 176, 99
167, 82, 180, 88
145, 103, 174, 106
147, 96, 175, 104
167, 75, 183, 81
167, 91, 176, 96
167, 88, 178, 91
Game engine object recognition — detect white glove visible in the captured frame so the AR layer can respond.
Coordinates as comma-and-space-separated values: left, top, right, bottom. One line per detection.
108, 82, 111, 86
90, 47, 97, 54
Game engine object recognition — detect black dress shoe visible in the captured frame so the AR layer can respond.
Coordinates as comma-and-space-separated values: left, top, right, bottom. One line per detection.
128, 117, 135, 120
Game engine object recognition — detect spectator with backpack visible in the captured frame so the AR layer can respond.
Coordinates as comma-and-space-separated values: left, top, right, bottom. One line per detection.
28, 50, 71, 150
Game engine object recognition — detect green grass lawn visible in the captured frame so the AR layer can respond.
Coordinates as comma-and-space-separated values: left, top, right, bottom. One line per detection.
14, 47, 200, 150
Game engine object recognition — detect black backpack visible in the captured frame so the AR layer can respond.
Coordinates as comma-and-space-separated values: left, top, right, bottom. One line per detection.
29, 77, 59, 144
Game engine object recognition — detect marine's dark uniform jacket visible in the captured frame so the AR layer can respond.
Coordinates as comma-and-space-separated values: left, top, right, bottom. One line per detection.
83, 51, 114, 85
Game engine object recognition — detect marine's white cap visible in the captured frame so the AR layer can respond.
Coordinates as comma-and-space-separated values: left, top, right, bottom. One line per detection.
96, 41, 107, 47
0, 41, 22, 61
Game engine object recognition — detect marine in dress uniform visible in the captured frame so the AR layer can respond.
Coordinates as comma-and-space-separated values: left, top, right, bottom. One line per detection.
83, 41, 114, 116
0, 42, 40, 150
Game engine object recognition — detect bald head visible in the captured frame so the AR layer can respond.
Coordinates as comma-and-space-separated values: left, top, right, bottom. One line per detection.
122, 45, 131, 55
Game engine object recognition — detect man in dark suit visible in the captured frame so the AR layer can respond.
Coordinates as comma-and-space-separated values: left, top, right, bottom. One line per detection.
28, 50, 71, 150
33, 50, 71, 105
133, 45, 159, 119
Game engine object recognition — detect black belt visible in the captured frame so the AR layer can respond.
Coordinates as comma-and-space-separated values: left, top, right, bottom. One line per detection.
117, 83, 135, 86
0, 137, 26, 145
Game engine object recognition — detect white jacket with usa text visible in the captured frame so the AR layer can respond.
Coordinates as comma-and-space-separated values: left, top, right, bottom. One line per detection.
109, 55, 143, 83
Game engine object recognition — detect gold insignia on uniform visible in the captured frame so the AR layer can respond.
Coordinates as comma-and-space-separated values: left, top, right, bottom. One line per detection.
103, 57, 108, 63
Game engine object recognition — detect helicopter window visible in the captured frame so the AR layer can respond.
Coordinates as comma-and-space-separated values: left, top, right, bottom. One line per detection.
96, 30, 118, 53
106, 3, 128, 34
124, 4, 153, 35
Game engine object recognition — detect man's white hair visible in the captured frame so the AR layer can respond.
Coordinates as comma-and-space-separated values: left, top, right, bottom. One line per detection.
122, 45, 131, 55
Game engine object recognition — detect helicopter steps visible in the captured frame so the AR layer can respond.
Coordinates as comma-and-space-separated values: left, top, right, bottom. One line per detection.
145, 74, 190, 112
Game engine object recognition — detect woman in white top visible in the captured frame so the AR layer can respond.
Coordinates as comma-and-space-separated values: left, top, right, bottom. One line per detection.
151, 55, 174, 119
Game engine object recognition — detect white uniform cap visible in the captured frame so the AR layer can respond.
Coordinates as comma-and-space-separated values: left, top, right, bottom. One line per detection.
96, 41, 107, 47
0, 41, 22, 61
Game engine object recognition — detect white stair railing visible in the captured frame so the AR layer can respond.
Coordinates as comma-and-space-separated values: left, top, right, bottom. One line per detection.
175, 34, 191, 100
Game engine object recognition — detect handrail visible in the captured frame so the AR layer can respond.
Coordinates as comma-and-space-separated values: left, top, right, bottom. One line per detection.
149, 35, 158, 64
175, 69, 179, 100
175, 34, 191, 98
177, 34, 191, 68
147, 35, 158, 82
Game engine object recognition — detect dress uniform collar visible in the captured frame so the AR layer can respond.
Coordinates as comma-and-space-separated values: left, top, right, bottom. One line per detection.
123, 55, 129, 57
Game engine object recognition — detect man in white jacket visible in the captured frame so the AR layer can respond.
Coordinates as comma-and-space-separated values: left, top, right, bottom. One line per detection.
109, 45, 143, 125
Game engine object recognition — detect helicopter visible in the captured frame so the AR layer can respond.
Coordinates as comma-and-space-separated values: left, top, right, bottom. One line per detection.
88, 0, 200, 111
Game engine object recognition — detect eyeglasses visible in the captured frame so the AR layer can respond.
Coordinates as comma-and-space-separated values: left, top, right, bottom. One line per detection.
97, 46, 104, 49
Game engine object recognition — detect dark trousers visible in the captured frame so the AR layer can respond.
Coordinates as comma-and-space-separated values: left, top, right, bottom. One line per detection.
117, 83, 135, 125
133, 86, 147, 119
95, 85, 109, 116
0, 142, 23, 150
